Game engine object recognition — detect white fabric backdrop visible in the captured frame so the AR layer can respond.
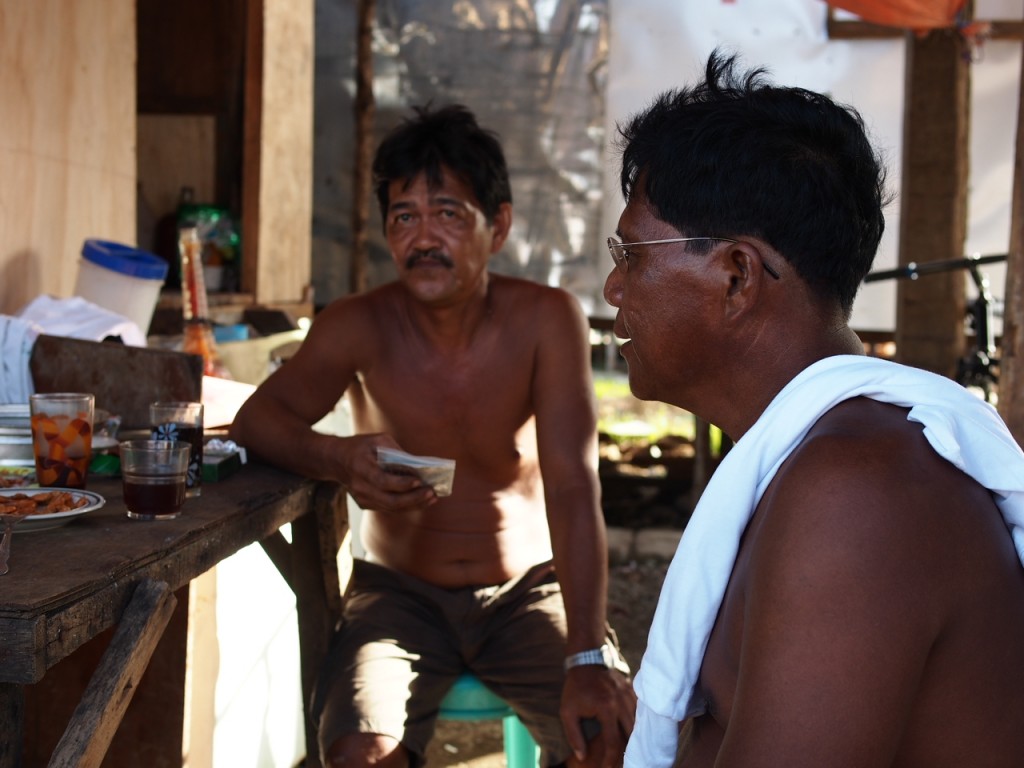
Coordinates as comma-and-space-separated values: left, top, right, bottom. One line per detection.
602, 0, 1022, 331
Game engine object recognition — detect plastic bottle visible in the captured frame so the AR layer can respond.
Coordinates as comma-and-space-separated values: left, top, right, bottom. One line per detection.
179, 227, 232, 379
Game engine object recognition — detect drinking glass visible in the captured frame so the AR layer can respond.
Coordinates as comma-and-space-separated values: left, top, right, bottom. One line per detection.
29, 393, 94, 489
150, 401, 204, 497
120, 440, 189, 520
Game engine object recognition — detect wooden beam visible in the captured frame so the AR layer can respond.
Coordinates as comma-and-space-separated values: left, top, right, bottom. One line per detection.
988, 20, 1024, 40
999, 48, 1024, 442
48, 580, 177, 768
826, 9, 1024, 41
826, 14, 902, 39
241, 0, 265, 298
894, 29, 970, 379
260, 530, 294, 587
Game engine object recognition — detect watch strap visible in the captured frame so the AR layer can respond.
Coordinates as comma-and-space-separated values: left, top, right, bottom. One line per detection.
564, 643, 629, 674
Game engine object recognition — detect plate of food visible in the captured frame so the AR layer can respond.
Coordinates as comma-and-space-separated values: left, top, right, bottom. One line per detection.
0, 464, 35, 489
0, 488, 105, 532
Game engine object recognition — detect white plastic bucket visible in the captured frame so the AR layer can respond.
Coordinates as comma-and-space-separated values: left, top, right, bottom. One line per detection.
73, 240, 169, 334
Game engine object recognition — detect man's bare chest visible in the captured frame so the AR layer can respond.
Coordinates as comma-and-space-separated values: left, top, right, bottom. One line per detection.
351, 350, 536, 446
695, 506, 767, 725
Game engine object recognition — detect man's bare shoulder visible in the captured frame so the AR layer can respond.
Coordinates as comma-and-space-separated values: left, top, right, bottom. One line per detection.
489, 272, 576, 301
777, 397, 952, 493
752, 395, 1007, 593
305, 283, 404, 344
316, 281, 404, 323
488, 274, 587, 327
773, 397, 956, 502
718, 397, 1024, 768
272, 284, 409, 388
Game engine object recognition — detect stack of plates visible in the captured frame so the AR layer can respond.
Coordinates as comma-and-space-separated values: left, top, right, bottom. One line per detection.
0, 404, 33, 465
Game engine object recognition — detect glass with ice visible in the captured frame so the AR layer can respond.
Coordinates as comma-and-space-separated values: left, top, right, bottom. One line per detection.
29, 393, 95, 489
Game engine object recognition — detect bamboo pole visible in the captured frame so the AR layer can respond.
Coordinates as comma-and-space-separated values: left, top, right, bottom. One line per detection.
350, 0, 375, 295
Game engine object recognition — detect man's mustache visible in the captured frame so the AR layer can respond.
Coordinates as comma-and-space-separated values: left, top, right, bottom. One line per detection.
406, 249, 454, 269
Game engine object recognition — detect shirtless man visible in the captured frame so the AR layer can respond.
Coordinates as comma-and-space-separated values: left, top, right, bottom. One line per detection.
603, 52, 1024, 767
229, 104, 635, 767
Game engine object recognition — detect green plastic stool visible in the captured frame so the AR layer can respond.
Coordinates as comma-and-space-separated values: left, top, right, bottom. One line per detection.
438, 673, 540, 768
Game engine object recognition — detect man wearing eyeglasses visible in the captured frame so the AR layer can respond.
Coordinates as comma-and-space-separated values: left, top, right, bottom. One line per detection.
604, 50, 1024, 768
230, 104, 635, 767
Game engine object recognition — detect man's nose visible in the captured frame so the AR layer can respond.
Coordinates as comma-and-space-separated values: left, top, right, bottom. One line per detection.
603, 266, 623, 308
411, 216, 443, 248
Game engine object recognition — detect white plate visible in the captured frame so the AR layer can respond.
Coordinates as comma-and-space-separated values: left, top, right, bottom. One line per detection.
0, 488, 105, 533
0, 403, 29, 428
92, 435, 118, 450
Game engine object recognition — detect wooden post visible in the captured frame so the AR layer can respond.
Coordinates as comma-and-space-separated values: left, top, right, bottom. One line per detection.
999, 47, 1024, 443
288, 482, 349, 768
350, 0, 376, 295
0, 684, 25, 767
894, 29, 970, 379
690, 417, 713, 511
242, 0, 265, 298
241, 0, 315, 306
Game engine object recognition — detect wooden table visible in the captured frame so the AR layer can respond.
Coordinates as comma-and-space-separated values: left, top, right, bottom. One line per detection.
0, 463, 348, 768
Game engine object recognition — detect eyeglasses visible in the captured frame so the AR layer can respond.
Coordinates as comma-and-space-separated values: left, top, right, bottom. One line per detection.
606, 236, 781, 280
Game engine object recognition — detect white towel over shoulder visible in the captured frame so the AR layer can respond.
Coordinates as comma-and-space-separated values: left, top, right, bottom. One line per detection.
625, 355, 1024, 768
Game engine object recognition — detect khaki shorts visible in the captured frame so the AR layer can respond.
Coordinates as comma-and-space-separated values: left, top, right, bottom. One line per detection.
312, 558, 625, 767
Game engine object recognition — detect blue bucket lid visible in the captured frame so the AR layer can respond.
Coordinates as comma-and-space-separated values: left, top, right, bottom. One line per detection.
82, 239, 169, 281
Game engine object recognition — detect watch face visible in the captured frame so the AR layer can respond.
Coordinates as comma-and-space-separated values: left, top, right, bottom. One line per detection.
602, 644, 630, 675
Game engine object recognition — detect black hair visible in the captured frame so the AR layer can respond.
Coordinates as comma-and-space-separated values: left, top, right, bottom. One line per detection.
373, 104, 512, 225
616, 49, 890, 316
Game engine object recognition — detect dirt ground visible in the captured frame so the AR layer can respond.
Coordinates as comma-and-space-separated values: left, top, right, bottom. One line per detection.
423, 558, 671, 767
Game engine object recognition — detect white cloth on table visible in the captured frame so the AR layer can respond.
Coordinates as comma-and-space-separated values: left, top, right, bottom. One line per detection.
0, 315, 41, 404
624, 354, 1024, 768
18, 295, 146, 348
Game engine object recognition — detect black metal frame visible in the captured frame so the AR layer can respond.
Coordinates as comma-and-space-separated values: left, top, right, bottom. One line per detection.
863, 253, 1007, 402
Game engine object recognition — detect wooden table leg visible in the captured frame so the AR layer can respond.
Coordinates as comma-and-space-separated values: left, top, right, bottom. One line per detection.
0, 682, 25, 768
47, 578, 177, 768
287, 482, 349, 768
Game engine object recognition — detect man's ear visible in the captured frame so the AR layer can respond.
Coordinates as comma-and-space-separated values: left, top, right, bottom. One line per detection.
720, 241, 773, 320
490, 203, 513, 253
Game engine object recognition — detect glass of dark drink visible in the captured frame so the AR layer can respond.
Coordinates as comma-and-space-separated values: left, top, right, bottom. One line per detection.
149, 401, 204, 497
120, 439, 189, 520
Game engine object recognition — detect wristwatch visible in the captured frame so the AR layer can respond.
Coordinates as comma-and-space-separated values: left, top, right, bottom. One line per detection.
564, 643, 629, 675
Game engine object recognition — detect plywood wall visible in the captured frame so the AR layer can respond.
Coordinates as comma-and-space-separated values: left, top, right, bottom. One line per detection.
136, 114, 217, 248
0, 0, 136, 316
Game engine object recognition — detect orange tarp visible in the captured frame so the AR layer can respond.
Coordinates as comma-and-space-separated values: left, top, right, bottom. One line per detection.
828, 0, 966, 29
